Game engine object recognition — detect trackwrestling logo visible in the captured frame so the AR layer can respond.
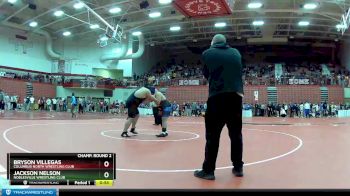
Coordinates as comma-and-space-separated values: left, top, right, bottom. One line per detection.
1, 189, 57, 196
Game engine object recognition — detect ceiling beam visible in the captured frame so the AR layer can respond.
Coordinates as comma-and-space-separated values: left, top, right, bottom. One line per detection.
0, 0, 7, 8
233, 9, 343, 20
150, 34, 345, 46
21, 0, 73, 25
143, 22, 341, 39
146, 26, 347, 42
323, 0, 350, 8
53, 3, 174, 33
138, 16, 339, 35
3, 4, 29, 22
39, 0, 132, 29
71, 15, 183, 37
69, 19, 345, 44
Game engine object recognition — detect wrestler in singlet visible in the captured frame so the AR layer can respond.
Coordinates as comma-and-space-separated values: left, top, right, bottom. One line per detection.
154, 90, 172, 137
121, 84, 159, 137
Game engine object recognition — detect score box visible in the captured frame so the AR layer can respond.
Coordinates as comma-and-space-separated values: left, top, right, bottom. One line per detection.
7, 153, 116, 186
95, 180, 114, 187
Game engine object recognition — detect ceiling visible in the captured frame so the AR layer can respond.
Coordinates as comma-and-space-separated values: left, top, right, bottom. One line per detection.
1, 0, 350, 51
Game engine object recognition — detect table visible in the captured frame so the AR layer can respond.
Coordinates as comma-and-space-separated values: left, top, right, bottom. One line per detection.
338, 110, 350, 118
242, 110, 253, 118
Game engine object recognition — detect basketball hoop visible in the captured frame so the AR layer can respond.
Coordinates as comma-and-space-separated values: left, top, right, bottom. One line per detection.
62, 1, 124, 46
105, 25, 123, 43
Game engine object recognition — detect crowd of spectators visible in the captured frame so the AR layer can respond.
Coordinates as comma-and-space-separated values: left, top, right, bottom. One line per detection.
1, 61, 350, 88
244, 63, 350, 87
243, 101, 350, 118
0, 92, 127, 116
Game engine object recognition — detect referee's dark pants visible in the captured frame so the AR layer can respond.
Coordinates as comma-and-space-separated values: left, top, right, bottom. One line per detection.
152, 107, 162, 125
202, 92, 243, 173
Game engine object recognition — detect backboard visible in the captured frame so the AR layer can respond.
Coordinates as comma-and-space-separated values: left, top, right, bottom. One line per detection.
105, 24, 123, 43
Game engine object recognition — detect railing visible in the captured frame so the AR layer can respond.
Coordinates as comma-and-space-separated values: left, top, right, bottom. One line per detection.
244, 76, 350, 87
62, 80, 116, 89
58, 76, 350, 90
157, 78, 207, 87
156, 76, 350, 87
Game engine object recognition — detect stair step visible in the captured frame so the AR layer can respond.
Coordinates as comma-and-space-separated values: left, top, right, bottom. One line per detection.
267, 86, 278, 104
26, 82, 33, 97
320, 87, 328, 102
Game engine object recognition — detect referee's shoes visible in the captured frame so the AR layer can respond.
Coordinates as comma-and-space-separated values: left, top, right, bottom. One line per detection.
194, 170, 215, 180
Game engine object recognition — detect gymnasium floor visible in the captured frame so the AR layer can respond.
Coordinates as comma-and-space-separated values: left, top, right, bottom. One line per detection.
1, 111, 350, 189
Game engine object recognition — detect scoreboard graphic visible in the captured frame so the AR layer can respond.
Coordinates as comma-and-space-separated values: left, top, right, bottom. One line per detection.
7, 153, 116, 186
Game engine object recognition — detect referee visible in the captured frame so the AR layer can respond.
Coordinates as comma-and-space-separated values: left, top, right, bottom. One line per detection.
194, 34, 244, 180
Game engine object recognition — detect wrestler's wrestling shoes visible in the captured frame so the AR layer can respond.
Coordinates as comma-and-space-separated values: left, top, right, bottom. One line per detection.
156, 132, 168, 137
130, 128, 138, 134
121, 132, 131, 137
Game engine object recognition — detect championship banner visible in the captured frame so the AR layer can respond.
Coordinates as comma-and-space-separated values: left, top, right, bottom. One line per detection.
288, 79, 310, 85
179, 80, 200, 86
173, 0, 233, 18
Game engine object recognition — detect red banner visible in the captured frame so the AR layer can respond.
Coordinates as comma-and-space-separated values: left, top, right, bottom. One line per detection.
173, 0, 232, 18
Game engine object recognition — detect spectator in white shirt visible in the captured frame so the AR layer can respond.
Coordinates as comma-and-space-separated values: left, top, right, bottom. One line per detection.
52, 98, 57, 111
304, 101, 311, 118
280, 108, 287, 117
30, 96, 35, 111
46, 98, 52, 111
4, 95, 10, 110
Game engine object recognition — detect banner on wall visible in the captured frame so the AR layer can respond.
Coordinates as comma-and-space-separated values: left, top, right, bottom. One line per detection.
52, 60, 71, 74
275, 64, 283, 79
80, 80, 97, 88
58, 60, 65, 73
254, 91, 259, 101
0, 72, 15, 78
288, 79, 310, 85
179, 80, 200, 86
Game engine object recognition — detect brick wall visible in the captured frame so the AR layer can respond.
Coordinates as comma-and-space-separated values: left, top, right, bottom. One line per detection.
0, 78, 56, 100
328, 86, 344, 104
0, 78, 26, 101
32, 82, 56, 98
167, 85, 268, 104
167, 86, 208, 104
1, 79, 345, 105
243, 85, 268, 104
277, 85, 321, 104
167, 85, 345, 104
